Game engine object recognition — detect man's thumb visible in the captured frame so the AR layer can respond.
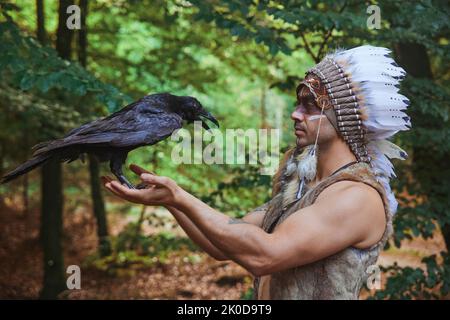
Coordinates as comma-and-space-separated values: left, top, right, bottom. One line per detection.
141, 173, 153, 180
140, 173, 164, 185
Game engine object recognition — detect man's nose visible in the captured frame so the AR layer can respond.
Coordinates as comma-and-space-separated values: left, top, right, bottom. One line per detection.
291, 107, 306, 122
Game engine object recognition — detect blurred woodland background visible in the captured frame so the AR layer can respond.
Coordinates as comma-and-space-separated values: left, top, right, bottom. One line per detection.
0, 0, 449, 299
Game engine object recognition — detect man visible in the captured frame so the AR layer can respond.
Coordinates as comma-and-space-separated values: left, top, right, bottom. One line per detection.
102, 45, 410, 299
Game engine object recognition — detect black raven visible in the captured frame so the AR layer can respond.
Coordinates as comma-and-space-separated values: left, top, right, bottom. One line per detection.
1, 93, 219, 188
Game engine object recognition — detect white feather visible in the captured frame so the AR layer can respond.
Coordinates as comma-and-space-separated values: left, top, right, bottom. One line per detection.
346, 63, 406, 79
364, 93, 410, 108
374, 139, 408, 160
366, 129, 399, 140
323, 45, 411, 216
297, 145, 317, 181
358, 81, 400, 95
334, 45, 390, 59
348, 71, 400, 85
368, 145, 396, 178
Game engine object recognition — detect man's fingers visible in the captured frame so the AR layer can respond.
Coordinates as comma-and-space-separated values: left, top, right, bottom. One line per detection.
101, 176, 115, 184
102, 173, 167, 206
110, 180, 139, 195
107, 181, 143, 203
104, 182, 124, 198
140, 173, 169, 187
129, 164, 148, 175
129, 164, 155, 176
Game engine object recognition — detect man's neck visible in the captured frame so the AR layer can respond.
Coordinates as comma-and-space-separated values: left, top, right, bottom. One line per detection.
314, 139, 357, 182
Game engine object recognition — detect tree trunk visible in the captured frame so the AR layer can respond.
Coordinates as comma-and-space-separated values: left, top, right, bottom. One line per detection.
88, 155, 111, 256
39, 0, 75, 299
260, 87, 268, 129
394, 43, 450, 251
78, 0, 111, 256
36, 0, 46, 44
36, 0, 46, 242
78, 0, 87, 66
22, 172, 29, 217
130, 205, 147, 250
40, 158, 65, 299
56, 0, 74, 60
22, 118, 30, 218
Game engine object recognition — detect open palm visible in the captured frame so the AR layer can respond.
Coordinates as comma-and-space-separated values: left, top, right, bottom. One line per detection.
102, 164, 179, 207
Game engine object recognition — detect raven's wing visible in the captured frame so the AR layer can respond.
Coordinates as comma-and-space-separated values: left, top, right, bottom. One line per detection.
33, 111, 183, 155
32, 100, 144, 153
108, 113, 183, 148
64, 100, 142, 137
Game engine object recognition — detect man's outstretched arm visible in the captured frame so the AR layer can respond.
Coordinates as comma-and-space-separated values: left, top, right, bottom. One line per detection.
166, 205, 229, 261
103, 165, 269, 261
103, 170, 385, 276
166, 203, 268, 261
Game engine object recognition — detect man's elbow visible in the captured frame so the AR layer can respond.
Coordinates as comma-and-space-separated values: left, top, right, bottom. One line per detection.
250, 265, 272, 277
213, 255, 229, 262
246, 256, 273, 277
208, 251, 229, 262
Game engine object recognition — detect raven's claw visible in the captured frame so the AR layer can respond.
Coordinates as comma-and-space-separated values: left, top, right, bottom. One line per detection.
118, 175, 135, 189
136, 182, 149, 189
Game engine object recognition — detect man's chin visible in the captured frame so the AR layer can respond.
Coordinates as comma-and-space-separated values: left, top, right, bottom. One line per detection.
296, 137, 312, 148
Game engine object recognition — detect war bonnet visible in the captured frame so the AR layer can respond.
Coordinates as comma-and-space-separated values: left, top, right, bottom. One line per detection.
297, 45, 411, 213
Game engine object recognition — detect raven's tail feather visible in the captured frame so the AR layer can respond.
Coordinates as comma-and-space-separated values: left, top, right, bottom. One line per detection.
31, 140, 57, 156
31, 140, 51, 153
1, 153, 52, 184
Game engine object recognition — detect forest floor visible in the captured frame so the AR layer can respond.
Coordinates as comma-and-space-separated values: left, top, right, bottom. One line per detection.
0, 196, 446, 300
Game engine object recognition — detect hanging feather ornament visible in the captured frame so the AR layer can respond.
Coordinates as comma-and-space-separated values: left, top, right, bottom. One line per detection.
297, 145, 318, 181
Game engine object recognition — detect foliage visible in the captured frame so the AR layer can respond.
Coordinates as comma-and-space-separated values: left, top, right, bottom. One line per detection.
372, 252, 450, 299
200, 165, 272, 217
240, 287, 254, 300
1, 0, 449, 299
0, 13, 130, 113
84, 226, 200, 276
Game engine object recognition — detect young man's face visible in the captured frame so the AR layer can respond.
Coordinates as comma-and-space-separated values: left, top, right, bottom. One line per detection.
291, 85, 337, 148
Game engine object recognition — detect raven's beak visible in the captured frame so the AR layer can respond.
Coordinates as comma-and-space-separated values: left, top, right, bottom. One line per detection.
200, 111, 219, 130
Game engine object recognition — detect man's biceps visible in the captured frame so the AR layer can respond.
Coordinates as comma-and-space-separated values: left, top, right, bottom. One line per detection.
251, 202, 270, 213
242, 202, 269, 222
269, 214, 360, 269
242, 211, 265, 226
275, 213, 336, 249
271, 226, 345, 268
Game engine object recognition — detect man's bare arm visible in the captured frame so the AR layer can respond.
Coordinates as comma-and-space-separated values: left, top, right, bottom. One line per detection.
166, 205, 229, 261
240, 202, 270, 227
103, 173, 384, 277
166, 202, 270, 261
105, 164, 268, 261
169, 181, 385, 276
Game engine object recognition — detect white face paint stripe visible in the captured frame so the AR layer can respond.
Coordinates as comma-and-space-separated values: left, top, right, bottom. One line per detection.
308, 114, 326, 121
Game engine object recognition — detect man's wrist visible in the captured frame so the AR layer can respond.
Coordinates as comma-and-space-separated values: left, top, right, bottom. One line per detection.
171, 184, 187, 209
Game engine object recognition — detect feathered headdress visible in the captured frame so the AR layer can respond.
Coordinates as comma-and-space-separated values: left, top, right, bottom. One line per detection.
299, 45, 411, 213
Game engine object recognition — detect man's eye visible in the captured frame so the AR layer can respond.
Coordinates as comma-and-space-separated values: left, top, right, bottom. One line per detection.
305, 99, 316, 108
306, 102, 319, 112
